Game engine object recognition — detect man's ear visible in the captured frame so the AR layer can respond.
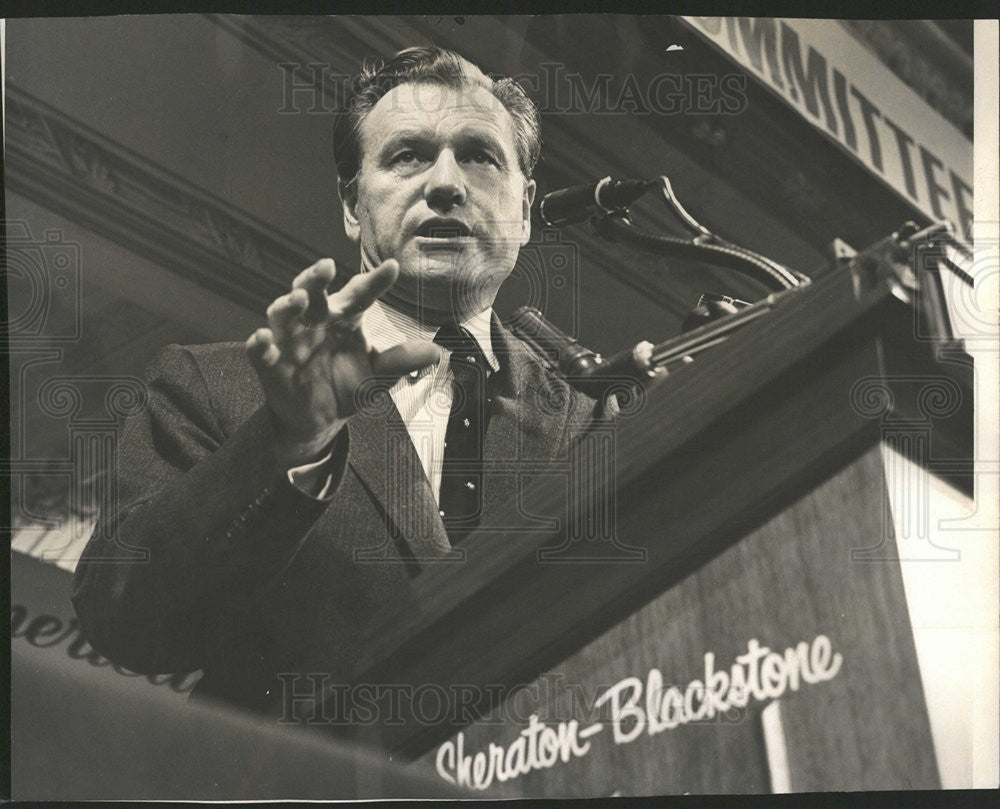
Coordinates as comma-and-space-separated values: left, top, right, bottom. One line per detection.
339, 178, 361, 243
521, 178, 537, 246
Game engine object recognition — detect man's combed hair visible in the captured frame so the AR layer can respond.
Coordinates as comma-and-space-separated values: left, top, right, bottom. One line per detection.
334, 46, 541, 188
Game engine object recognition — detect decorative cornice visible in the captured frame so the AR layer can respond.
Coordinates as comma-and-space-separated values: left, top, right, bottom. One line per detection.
4, 85, 319, 312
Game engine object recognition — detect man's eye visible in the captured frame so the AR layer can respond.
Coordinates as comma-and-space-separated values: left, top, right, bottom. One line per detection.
468, 151, 496, 165
392, 150, 424, 165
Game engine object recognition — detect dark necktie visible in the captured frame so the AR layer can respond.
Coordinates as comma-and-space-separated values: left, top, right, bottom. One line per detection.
433, 325, 493, 545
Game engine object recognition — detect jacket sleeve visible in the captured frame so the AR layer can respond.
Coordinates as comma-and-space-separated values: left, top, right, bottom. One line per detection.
71, 344, 348, 675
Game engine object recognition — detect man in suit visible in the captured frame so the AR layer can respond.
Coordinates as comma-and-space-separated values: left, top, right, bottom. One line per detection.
72, 47, 609, 718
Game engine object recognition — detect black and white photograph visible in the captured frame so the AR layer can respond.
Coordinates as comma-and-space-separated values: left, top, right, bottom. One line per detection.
4, 7, 998, 801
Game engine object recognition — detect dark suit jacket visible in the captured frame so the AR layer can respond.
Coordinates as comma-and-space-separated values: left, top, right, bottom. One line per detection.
72, 315, 608, 715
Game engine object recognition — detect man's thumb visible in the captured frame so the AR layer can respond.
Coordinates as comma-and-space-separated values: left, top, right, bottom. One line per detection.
370, 340, 442, 379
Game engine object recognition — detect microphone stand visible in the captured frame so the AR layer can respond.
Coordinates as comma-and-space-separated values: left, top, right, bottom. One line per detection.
512, 213, 969, 403
512, 174, 813, 399
591, 175, 810, 293
511, 291, 790, 400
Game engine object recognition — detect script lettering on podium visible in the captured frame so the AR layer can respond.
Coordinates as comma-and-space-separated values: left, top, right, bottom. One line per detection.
435, 634, 842, 789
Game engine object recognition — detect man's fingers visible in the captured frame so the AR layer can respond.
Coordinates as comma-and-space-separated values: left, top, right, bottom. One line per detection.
370, 340, 442, 379
266, 288, 310, 343
292, 258, 337, 326
245, 328, 281, 369
328, 259, 400, 323
291, 258, 337, 291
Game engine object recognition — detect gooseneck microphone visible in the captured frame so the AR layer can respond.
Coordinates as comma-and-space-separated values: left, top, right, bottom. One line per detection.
538, 176, 655, 227
508, 306, 657, 398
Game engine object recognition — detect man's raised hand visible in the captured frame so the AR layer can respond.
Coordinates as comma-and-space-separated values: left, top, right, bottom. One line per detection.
245, 258, 440, 468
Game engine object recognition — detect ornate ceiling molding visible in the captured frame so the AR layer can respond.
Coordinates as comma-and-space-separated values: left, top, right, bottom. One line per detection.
4, 85, 318, 312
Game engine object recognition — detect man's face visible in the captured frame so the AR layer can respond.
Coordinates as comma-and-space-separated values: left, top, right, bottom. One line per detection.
343, 81, 536, 323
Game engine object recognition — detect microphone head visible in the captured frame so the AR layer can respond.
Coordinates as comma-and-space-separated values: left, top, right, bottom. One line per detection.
536, 176, 653, 227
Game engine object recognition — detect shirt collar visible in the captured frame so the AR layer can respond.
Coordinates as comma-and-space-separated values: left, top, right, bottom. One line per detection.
362, 300, 500, 372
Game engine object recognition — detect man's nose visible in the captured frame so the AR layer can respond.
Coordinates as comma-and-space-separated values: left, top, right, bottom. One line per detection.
424, 150, 466, 211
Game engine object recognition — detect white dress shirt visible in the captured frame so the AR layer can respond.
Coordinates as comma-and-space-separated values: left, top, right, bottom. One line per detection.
287, 299, 499, 502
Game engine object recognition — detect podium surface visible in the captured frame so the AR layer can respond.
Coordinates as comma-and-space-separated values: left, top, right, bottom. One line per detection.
341, 243, 971, 794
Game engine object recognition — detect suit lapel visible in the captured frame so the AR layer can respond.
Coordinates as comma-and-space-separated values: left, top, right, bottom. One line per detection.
345, 315, 596, 564
347, 395, 453, 565
477, 316, 581, 538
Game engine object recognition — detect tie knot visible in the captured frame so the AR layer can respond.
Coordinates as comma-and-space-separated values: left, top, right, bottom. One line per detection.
434, 325, 487, 368
434, 324, 477, 350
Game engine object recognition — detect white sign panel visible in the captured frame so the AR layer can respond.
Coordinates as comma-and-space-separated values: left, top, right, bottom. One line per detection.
682, 17, 974, 245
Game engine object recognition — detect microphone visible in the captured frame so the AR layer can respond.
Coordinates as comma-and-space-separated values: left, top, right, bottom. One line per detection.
508, 306, 657, 398
538, 176, 655, 227
508, 305, 602, 377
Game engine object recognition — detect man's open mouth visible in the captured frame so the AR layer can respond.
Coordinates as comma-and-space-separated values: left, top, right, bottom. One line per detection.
416, 218, 472, 238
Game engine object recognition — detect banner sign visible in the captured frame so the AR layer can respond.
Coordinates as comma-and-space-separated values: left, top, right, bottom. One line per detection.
681, 17, 974, 244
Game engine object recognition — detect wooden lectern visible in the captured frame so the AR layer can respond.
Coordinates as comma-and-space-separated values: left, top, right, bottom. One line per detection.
339, 231, 973, 795
10, 230, 971, 799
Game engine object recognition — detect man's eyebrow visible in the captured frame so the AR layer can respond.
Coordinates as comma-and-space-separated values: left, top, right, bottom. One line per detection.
452, 129, 513, 167
375, 125, 514, 165
456, 130, 507, 152
376, 130, 433, 155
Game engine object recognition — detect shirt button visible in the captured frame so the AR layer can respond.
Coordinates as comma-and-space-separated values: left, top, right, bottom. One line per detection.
439, 509, 446, 517
465, 481, 476, 491
466, 355, 477, 363
463, 418, 471, 428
